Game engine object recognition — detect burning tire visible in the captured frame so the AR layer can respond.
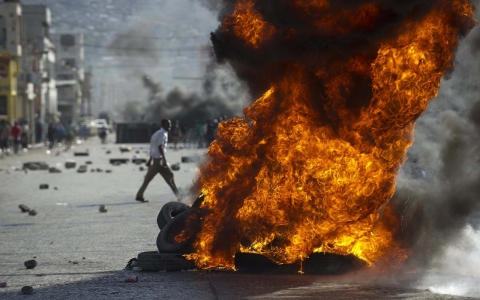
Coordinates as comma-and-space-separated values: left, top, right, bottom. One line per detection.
157, 202, 190, 230
157, 208, 200, 254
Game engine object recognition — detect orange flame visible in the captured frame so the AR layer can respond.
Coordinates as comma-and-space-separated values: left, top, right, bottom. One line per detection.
188, 0, 476, 269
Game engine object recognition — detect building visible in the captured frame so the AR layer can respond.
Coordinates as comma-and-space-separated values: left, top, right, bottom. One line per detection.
20, 4, 57, 143
50, 33, 84, 124
0, 0, 22, 124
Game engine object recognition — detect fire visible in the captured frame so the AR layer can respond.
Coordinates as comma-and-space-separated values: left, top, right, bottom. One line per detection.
187, 0, 476, 269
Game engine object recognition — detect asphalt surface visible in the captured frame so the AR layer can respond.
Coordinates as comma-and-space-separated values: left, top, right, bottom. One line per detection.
0, 138, 479, 299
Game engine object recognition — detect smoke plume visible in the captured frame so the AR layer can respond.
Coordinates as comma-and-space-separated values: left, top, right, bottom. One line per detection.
391, 3, 480, 270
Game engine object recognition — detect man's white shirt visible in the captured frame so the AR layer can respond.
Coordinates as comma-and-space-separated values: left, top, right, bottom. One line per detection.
150, 128, 168, 159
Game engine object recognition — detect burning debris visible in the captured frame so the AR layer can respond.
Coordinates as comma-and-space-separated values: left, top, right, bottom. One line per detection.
176, 0, 477, 269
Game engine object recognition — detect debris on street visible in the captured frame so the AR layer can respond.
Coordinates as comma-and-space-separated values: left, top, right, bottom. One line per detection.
19, 204, 30, 213
28, 210, 37, 216
124, 275, 138, 282
110, 158, 129, 165
99, 205, 108, 213
119, 146, 132, 153
23, 162, 49, 171
49, 167, 62, 173
24, 260, 37, 269
21, 286, 34, 294
74, 150, 89, 157
65, 160, 77, 169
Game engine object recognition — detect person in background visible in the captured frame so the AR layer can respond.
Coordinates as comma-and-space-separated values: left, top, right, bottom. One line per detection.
81, 123, 89, 140
21, 123, 29, 149
47, 124, 55, 150
65, 123, 75, 150
0, 120, 11, 154
11, 121, 22, 154
135, 119, 179, 202
171, 120, 182, 150
98, 125, 107, 144
56, 123, 65, 145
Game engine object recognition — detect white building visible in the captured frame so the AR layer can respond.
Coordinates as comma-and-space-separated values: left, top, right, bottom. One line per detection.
50, 33, 84, 124
20, 4, 57, 142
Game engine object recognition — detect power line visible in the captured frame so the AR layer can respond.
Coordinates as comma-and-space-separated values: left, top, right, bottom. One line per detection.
108, 34, 206, 40
82, 43, 204, 52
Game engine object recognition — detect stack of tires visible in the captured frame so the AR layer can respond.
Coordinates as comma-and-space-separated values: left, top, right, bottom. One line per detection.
156, 202, 200, 254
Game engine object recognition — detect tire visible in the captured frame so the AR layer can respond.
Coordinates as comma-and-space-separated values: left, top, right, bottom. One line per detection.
137, 251, 196, 271
157, 202, 190, 230
157, 208, 199, 254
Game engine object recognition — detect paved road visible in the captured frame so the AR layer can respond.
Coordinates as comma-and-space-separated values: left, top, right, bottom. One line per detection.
0, 139, 478, 299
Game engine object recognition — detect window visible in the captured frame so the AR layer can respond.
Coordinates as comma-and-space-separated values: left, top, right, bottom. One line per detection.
0, 96, 7, 115
57, 74, 74, 80
60, 58, 76, 70
0, 16, 6, 48
61, 34, 75, 47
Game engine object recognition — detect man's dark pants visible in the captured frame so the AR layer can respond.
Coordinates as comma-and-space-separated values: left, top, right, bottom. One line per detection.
136, 158, 179, 199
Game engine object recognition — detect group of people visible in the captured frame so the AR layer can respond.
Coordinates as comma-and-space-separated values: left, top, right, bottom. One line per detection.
168, 116, 229, 150
46, 123, 75, 150
0, 120, 28, 155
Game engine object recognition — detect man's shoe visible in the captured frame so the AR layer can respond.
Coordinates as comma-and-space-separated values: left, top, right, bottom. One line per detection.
135, 197, 149, 203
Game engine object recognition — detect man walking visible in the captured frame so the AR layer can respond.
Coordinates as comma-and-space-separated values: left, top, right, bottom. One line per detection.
135, 119, 179, 202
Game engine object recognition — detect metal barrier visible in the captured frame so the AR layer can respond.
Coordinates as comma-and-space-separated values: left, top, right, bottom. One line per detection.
116, 123, 161, 144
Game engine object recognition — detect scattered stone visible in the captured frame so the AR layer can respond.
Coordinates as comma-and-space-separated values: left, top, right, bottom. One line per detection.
19, 204, 30, 213
132, 158, 147, 164
21, 286, 33, 295
28, 210, 37, 216
106, 150, 111, 154
74, 150, 89, 157
110, 158, 129, 165
96, 168, 103, 172
85, 161, 93, 165
77, 165, 87, 173
119, 146, 132, 153
171, 163, 180, 171
49, 167, 62, 173
124, 275, 138, 282
99, 205, 108, 213
90, 169, 95, 173
23, 162, 49, 171
135, 150, 140, 154
106, 170, 112, 173
24, 260, 37, 269
139, 167, 145, 171
82, 257, 86, 260
39, 184, 49, 190
65, 160, 77, 169
181, 156, 200, 163
54, 187, 58, 190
